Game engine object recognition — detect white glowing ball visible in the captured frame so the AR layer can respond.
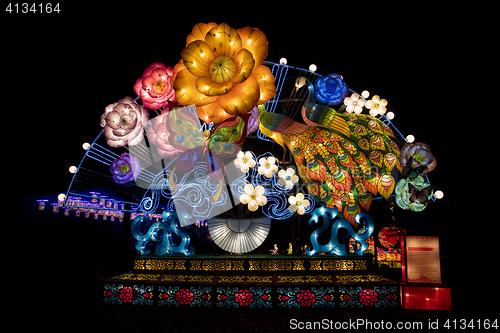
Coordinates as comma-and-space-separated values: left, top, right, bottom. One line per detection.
82, 142, 91, 150
434, 190, 444, 199
309, 64, 317, 72
279, 57, 287, 65
69, 166, 77, 173
406, 134, 415, 143
361, 90, 370, 99
386, 111, 395, 120
58, 193, 66, 201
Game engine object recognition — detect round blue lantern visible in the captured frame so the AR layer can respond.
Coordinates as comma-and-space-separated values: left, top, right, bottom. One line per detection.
314, 73, 349, 106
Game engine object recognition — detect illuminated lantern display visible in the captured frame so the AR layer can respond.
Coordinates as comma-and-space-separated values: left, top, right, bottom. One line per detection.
109, 152, 141, 184
288, 193, 310, 215
313, 73, 348, 106
343, 92, 366, 114
234, 151, 256, 172
377, 225, 405, 263
133, 62, 176, 110
171, 22, 276, 124
100, 96, 150, 147
395, 176, 434, 212
55, 21, 449, 309
145, 108, 183, 158
259, 78, 400, 225
240, 184, 267, 212
207, 217, 271, 253
399, 142, 437, 176
365, 95, 388, 116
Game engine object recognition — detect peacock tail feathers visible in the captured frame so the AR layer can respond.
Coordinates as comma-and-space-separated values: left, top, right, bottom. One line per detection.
258, 78, 401, 225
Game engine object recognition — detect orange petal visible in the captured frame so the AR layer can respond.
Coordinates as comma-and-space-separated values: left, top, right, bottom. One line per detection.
217, 75, 260, 115
181, 40, 213, 77
195, 76, 234, 96
196, 100, 233, 125
231, 48, 255, 84
186, 22, 217, 45
170, 59, 185, 86
237, 27, 268, 67
252, 65, 276, 104
205, 23, 242, 58
173, 68, 217, 106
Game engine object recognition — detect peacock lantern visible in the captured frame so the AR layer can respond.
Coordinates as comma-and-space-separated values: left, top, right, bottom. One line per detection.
259, 78, 401, 226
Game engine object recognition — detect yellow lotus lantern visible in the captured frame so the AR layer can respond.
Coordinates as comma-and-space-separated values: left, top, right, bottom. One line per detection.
172, 22, 276, 124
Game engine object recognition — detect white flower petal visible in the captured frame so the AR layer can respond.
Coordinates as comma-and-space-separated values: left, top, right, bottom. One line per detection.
240, 165, 249, 173
240, 193, 251, 204
244, 151, 253, 160
267, 156, 276, 165
278, 169, 287, 179
254, 185, 265, 196
259, 157, 267, 166
288, 204, 298, 213
256, 194, 267, 206
248, 200, 259, 211
302, 199, 310, 208
285, 181, 294, 190
286, 167, 295, 176
296, 192, 305, 201
297, 205, 306, 215
244, 184, 255, 195
288, 196, 297, 205
247, 159, 256, 167
237, 151, 244, 159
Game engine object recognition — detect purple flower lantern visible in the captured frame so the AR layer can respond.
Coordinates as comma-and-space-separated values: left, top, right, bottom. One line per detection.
110, 153, 141, 184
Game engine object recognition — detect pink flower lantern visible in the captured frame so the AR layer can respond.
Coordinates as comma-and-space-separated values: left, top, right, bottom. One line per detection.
146, 109, 182, 158
101, 96, 150, 147
133, 62, 176, 110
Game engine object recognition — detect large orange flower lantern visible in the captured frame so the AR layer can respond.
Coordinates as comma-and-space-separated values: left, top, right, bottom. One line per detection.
172, 22, 276, 124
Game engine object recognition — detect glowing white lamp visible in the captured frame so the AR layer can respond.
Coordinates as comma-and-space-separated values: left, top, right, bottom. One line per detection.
434, 190, 444, 199
406, 134, 415, 143
279, 57, 287, 65
309, 64, 317, 72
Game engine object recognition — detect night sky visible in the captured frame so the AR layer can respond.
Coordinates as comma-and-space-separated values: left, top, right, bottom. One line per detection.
5, 6, 456, 203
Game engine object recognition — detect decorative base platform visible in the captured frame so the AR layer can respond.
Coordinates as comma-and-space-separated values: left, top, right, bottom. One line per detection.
103, 255, 400, 308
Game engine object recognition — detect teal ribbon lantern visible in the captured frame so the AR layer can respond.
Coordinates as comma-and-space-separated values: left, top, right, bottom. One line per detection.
306, 204, 374, 256
131, 210, 194, 256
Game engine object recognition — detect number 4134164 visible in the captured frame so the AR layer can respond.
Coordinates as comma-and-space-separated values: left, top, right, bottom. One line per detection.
444, 319, 498, 330
6, 3, 60, 13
